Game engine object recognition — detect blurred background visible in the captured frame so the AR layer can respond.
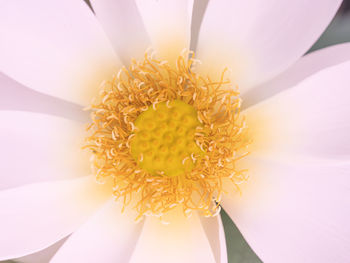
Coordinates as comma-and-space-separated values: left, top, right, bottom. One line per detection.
1, 0, 350, 262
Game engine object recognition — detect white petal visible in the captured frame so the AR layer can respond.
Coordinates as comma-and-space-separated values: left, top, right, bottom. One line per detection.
244, 43, 350, 107
0, 73, 87, 122
51, 200, 143, 263
190, 0, 210, 51
135, 0, 194, 62
129, 211, 216, 263
196, 0, 342, 93
222, 157, 350, 263
0, 111, 88, 190
90, 0, 150, 63
200, 214, 227, 263
0, 176, 112, 260
0, 0, 121, 105
244, 61, 350, 161
16, 238, 67, 263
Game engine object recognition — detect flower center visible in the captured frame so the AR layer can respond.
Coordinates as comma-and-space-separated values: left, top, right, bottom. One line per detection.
130, 100, 202, 177
85, 50, 250, 219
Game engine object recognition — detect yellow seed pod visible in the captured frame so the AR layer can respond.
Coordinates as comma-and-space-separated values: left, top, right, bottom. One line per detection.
131, 100, 203, 177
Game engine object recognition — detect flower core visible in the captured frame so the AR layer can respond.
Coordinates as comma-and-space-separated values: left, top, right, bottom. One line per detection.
130, 100, 202, 177
85, 51, 250, 219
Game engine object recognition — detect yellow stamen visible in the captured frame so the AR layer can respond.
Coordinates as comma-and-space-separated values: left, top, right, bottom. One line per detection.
84, 50, 251, 219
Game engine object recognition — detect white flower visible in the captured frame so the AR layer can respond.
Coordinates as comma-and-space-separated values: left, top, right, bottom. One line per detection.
0, 0, 349, 263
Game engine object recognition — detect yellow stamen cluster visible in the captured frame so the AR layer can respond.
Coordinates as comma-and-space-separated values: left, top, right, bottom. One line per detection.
84, 51, 250, 220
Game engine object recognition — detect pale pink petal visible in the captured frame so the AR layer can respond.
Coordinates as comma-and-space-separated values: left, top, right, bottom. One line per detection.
244, 43, 350, 107
244, 61, 350, 161
0, 0, 121, 105
129, 211, 216, 263
196, 0, 342, 94
51, 200, 143, 263
0, 176, 112, 260
90, 0, 150, 63
16, 238, 67, 263
200, 213, 227, 263
190, 0, 210, 51
0, 73, 87, 122
222, 157, 350, 262
135, 0, 193, 62
0, 111, 88, 190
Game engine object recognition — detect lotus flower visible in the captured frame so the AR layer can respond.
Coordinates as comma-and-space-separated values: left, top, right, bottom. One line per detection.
0, 0, 349, 263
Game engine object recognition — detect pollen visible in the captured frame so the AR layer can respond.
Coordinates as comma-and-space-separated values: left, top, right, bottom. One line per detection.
84, 50, 251, 220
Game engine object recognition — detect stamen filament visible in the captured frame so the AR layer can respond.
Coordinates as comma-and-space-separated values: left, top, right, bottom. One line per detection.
85, 50, 250, 219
